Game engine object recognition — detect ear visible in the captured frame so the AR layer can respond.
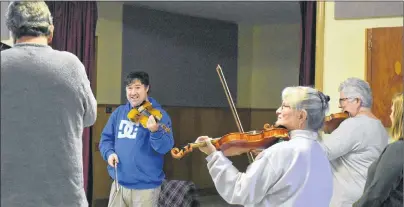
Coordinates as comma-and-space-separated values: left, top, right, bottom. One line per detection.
47, 25, 54, 44
48, 25, 54, 33
353, 98, 362, 108
145, 85, 150, 93
300, 109, 308, 121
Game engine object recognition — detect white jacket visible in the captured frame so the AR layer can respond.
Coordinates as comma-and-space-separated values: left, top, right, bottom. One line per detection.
206, 130, 333, 207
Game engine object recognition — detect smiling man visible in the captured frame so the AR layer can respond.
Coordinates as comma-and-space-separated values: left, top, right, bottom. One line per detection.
99, 71, 174, 207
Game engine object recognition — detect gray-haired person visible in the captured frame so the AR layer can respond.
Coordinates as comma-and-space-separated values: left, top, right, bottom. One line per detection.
319, 78, 389, 207
1, 2, 97, 207
195, 86, 333, 206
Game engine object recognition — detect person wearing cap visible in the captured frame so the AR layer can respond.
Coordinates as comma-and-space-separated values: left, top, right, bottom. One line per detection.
1, 1, 97, 207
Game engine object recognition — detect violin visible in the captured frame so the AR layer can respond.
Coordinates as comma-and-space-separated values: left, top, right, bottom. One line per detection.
323, 112, 349, 134
170, 124, 289, 159
127, 101, 170, 133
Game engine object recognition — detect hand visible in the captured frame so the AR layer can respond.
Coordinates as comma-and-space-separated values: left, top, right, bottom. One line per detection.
108, 153, 119, 167
146, 115, 159, 132
250, 149, 263, 157
133, 114, 142, 123
195, 136, 216, 156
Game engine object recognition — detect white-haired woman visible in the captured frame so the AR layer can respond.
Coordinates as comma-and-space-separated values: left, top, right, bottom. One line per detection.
195, 86, 333, 207
319, 78, 389, 207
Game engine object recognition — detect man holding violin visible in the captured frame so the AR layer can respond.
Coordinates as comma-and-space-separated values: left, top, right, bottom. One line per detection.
319, 78, 389, 207
99, 71, 174, 207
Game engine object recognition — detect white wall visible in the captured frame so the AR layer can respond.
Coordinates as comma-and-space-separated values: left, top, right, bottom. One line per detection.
95, 2, 123, 104
322, 2, 403, 114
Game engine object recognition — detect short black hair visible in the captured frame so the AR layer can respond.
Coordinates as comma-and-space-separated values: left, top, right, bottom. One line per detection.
124, 72, 150, 93
124, 71, 150, 86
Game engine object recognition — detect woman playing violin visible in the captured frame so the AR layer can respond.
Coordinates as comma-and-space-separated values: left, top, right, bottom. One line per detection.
195, 86, 333, 207
319, 78, 389, 207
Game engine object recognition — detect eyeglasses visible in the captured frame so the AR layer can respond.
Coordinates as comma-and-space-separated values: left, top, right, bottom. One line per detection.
280, 104, 291, 110
339, 97, 356, 105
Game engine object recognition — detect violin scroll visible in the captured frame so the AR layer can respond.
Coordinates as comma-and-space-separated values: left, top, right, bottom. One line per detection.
171, 145, 193, 160
171, 139, 219, 159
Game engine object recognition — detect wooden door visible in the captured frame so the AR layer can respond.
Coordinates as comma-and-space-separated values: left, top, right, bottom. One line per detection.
366, 26, 403, 127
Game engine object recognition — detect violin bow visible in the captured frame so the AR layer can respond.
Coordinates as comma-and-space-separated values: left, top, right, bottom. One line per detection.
216, 65, 255, 163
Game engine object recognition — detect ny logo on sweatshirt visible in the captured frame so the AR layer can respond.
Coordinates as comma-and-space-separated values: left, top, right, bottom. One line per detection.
117, 120, 139, 139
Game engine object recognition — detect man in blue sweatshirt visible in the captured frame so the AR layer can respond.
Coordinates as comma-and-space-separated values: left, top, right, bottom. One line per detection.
99, 71, 174, 207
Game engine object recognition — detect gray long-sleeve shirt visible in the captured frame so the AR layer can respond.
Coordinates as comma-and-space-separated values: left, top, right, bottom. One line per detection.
1, 43, 97, 207
319, 115, 389, 207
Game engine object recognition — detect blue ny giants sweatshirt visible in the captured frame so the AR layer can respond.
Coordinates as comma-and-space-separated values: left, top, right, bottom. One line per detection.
99, 97, 174, 189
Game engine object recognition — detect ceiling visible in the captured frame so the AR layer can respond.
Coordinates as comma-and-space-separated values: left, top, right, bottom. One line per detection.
126, 1, 301, 24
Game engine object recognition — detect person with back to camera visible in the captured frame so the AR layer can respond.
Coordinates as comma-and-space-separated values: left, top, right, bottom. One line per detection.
99, 71, 174, 207
353, 93, 403, 207
319, 77, 389, 207
195, 86, 334, 207
1, 1, 97, 207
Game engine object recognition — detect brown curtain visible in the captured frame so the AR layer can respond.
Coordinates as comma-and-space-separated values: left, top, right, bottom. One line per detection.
45, 1, 97, 202
299, 1, 317, 86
